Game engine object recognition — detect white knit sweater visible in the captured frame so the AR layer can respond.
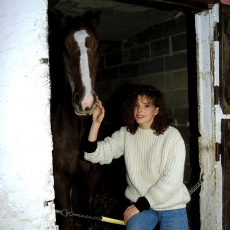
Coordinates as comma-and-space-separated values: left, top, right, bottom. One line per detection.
84, 126, 190, 210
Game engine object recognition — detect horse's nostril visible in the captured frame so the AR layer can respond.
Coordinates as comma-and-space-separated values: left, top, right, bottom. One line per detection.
85, 107, 91, 112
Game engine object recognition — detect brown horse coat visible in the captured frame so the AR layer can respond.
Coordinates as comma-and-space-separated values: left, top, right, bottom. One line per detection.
48, 8, 101, 230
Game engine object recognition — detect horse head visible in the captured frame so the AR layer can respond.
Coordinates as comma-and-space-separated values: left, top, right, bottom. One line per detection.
51, 8, 101, 115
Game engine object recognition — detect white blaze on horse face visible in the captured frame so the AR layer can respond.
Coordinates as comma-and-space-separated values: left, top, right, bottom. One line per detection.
74, 30, 94, 111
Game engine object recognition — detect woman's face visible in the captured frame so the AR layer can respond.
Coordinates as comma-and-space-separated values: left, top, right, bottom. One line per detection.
133, 95, 159, 129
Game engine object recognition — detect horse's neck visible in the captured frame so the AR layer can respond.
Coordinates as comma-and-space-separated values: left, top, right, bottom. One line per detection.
51, 100, 88, 136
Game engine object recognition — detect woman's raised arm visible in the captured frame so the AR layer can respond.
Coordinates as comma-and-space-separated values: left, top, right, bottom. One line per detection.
88, 96, 105, 142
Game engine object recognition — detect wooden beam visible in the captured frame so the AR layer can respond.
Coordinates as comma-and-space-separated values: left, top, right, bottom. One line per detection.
117, 0, 220, 12
48, 0, 61, 9
48, 0, 220, 12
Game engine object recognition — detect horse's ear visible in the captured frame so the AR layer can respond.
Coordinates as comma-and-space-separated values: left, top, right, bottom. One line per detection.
51, 8, 68, 28
91, 10, 101, 28
82, 10, 101, 28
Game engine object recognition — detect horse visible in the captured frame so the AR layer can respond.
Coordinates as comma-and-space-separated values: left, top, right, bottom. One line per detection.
48, 8, 102, 230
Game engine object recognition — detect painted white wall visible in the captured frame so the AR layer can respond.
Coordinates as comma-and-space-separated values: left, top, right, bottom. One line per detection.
0, 1, 56, 229
195, 4, 230, 229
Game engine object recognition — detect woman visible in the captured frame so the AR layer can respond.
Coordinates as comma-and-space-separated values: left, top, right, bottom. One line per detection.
84, 85, 190, 230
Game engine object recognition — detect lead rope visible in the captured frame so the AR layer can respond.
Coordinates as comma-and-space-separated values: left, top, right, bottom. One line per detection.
55, 180, 201, 227
55, 209, 125, 225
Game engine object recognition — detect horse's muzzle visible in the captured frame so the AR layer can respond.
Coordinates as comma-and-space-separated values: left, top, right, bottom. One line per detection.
73, 91, 96, 115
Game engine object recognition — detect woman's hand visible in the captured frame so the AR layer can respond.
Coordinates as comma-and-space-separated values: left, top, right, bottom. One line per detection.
88, 96, 104, 142
123, 204, 139, 224
92, 96, 105, 124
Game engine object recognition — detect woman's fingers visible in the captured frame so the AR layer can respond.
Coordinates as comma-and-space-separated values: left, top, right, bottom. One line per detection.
123, 205, 139, 223
96, 97, 104, 112
124, 208, 132, 223
95, 98, 103, 108
91, 96, 105, 123
92, 97, 105, 123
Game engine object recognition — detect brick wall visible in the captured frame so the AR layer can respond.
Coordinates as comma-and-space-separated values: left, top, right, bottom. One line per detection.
96, 13, 192, 177
95, 12, 200, 228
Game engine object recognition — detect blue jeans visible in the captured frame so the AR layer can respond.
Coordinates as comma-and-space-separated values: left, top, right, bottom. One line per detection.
126, 208, 189, 230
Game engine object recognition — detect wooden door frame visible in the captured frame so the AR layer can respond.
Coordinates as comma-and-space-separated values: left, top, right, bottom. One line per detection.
220, 4, 230, 230
195, 4, 223, 229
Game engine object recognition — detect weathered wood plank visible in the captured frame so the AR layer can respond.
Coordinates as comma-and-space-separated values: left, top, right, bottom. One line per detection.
220, 4, 230, 114
221, 119, 230, 230
117, 0, 220, 12
48, 0, 61, 9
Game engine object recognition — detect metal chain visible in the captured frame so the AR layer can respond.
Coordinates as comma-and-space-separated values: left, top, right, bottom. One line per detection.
56, 209, 101, 221
188, 180, 202, 195
56, 180, 202, 223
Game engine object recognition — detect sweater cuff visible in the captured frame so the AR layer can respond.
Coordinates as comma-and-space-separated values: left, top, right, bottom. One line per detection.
134, 197, 150, 212
84, 140, 97, 153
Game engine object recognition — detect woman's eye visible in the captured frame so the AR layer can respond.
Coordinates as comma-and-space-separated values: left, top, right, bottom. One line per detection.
144, 104, 149, 108
134, 104, 139, 107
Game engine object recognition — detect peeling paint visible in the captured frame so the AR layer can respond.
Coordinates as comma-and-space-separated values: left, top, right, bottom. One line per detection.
0, 0, 55, 229
195, 4, 222, 230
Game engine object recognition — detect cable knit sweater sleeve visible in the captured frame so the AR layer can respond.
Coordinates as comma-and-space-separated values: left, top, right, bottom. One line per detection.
144, 128, 189, 207
84, 127, 126, 164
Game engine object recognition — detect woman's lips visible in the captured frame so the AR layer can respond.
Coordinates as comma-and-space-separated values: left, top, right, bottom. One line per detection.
136, 114, 144, 118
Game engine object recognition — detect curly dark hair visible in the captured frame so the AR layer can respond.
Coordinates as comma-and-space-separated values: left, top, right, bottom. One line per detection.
122, 85, 173, 135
